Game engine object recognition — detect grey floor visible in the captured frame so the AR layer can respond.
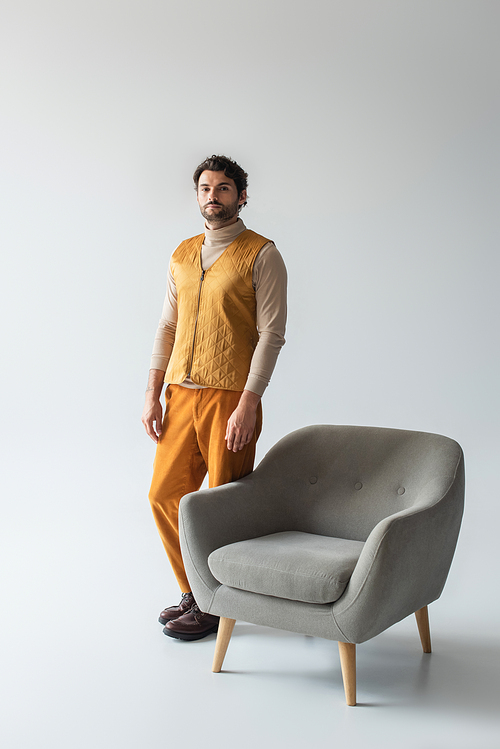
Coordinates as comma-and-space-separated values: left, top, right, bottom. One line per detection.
2, 511, 500, 749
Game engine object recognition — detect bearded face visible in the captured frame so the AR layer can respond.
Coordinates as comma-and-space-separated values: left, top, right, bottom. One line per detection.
196, 170, 246, 228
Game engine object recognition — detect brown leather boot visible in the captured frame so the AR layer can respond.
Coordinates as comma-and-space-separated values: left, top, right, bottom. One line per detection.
163, 604, 219, 641
158, 592, 195, 625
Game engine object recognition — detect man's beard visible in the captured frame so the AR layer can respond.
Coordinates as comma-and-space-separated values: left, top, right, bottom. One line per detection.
200, 199, 239, 224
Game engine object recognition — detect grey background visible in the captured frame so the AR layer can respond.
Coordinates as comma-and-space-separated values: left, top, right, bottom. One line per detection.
1, 1, 499, 747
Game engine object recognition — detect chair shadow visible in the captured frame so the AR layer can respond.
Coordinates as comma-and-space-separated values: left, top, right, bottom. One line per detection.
353, 635, 500, 713
214, 626, 500, 716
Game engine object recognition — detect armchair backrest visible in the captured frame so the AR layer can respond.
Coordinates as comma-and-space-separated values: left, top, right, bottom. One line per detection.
251, 425, 464, 541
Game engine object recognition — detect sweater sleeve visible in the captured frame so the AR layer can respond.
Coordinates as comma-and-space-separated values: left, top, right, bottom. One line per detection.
244, 242, 287, 396
149, 261, 177, 372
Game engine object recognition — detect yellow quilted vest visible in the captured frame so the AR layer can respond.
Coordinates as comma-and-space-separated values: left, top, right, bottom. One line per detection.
165, 229, 270, 390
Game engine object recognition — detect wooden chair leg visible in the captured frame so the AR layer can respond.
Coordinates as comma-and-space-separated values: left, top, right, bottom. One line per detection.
415, 605, 432, 653
212, 617, 236, 673
338, 641, 356, 706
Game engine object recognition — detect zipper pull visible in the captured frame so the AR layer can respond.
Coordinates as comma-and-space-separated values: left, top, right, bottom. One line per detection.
200, 270, 206, 281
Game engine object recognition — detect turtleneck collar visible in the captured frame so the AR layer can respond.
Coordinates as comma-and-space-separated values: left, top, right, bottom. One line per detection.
203, 218, 247, 248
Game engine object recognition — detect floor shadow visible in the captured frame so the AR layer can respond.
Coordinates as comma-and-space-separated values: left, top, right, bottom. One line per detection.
355, 633, 500, 715
216, 626, 500, 717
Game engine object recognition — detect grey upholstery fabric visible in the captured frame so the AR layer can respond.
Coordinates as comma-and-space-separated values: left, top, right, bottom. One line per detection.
179, 425, 464, 644
208, 531, 365, 604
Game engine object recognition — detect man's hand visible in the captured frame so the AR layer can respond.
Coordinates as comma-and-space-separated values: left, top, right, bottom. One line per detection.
142, 398, 163, 443
225, 390, 261, 452
141, 369, 165, 444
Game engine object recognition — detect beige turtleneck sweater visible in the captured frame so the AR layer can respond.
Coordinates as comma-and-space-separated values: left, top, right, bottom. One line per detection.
150, 219, 287, 396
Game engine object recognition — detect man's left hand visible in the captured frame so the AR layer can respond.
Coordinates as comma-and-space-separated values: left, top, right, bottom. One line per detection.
225, 390, 261, 452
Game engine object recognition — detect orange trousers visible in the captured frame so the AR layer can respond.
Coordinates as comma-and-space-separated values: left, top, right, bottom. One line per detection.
148, 384, 262, 592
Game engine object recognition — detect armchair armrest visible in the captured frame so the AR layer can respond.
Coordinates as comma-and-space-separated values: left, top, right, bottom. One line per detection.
332, 459, 465, 643
179, 473, 295, 611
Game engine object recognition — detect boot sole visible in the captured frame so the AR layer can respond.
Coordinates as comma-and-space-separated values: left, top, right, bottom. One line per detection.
163, 623, 219, 641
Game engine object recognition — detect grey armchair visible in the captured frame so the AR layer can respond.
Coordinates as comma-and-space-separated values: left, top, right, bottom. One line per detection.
179, 425, 464, 705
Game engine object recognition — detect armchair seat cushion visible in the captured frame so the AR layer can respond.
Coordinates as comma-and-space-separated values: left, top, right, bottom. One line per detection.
208, 531, 365, 604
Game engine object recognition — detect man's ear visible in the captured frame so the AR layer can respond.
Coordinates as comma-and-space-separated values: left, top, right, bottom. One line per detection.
238, 189, 247, 206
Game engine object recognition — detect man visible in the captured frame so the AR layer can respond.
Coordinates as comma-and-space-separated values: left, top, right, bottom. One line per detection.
142, 155, 287, 640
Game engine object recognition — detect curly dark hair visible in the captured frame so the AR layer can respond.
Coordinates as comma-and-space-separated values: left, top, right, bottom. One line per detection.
193, 154, 248, 209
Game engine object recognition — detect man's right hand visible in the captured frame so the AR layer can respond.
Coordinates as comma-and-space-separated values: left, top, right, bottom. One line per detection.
142, 369, 166, 443
142, 397, 163, 443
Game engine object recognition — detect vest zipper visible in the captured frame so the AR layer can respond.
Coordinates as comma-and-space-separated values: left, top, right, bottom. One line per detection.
187, 269, 206, 377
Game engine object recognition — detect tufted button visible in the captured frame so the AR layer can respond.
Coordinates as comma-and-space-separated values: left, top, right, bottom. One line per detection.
354, 482, 363, 490
309, 476, 317, 484
397, 487, 405, 495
